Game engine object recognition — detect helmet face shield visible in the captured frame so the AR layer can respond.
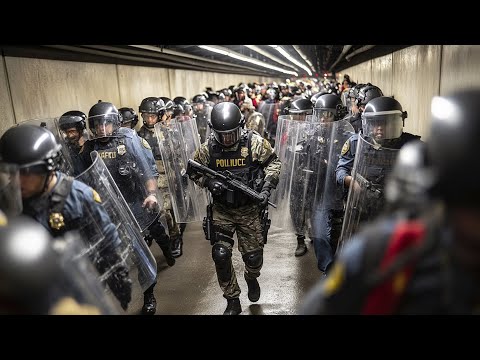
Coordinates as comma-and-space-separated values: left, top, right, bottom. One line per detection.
362, 111, 403, 142
87, 113, 119, 140
213, 127, 241, 147
313, 108, 335, 123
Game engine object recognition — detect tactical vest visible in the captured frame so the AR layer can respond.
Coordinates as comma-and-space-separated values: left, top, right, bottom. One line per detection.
95, 137, 138, 203
208, 130, 264, 208
138, 126, 161, 160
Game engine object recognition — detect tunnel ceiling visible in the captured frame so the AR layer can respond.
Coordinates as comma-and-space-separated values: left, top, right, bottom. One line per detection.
1, 45, 410, 78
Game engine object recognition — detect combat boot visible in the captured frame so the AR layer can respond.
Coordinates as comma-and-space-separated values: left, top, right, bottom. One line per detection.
160, 245, 176, 266
142, 291, 157, 315
171, 237, 183, 258
295, 235, 307, 257
223, 298, 242, 315
244, 274, 260, 302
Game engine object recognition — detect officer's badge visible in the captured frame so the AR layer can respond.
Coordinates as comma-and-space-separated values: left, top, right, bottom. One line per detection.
341, 140, 350, 156
241, 146, 248, 158
49, 212, 65, 231
141, 138, 152, 150
92, 189, 102, 203
117, 144, 126, 156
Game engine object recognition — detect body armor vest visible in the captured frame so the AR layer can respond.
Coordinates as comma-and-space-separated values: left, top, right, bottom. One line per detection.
208, 130, 264, 208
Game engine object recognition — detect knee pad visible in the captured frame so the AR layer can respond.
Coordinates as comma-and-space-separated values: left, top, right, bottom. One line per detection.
242, 249, 263, 270
212, 243, 232, 282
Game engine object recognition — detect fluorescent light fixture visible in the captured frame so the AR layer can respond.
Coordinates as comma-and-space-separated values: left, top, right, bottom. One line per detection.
292, 45, 316, 73
198, 45, 298, 76
269, 45, 312, 76
243, 45, 300, 72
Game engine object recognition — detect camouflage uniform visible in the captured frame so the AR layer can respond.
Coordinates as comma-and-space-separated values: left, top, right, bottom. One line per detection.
192, 130, 281, 299
137, 126, 181, 240
245, 111, 266, 137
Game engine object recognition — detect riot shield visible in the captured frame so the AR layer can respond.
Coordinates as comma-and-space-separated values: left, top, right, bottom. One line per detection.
0, 163, 22, 216
337, 133, 399, 253
258, 102, 279, 141
90, 133, 162, 232
270, 118, 312, 235
309, 120, 355, 246
155, 116, 207, 223
274, 114, 316, 154
15, 118, 75, 176
75, 151, 157, 296
193, 103, 212, 144
52, 231, 122, 315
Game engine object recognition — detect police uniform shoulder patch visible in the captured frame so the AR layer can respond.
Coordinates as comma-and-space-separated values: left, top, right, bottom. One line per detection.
241, 146, 249, 158
141, 137, 152, 150
92, 189, 102, 203
341, 140, 350, 156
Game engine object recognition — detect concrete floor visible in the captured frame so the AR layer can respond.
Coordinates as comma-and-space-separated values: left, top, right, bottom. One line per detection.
126, 222, 324, 315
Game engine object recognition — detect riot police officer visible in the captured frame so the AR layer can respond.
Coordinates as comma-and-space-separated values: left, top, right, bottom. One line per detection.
343, 83, 382, 132
241, 97, 265, 135
0, 125, 132, 311
301, 88, 480, 314
192, 94, 212, 144
77, 101, 172, 315
137, 97, 183, 258
336, 96, 421, 244
187, 102, 281, 315
118, 107, 139, 129
58, 110, 88, 171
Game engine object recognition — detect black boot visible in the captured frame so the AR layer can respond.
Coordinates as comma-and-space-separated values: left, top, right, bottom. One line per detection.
171, 237, 183, 258
142, 289, 157, 315
295, 235, 307, 257
160, 244, 176, 266
223, 298, 242, 315
244, 274, 261, 302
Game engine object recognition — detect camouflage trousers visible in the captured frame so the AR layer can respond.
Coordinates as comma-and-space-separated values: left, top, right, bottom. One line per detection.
212, 202, 264, 299
160, 188, 180, 239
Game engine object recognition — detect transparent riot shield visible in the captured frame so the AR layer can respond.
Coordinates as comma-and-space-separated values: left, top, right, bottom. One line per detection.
155, 116, 207, 223
75, 151, 157, 297
15, 118, 75, 176
51, 232, 122, 315
270, 118, 312, 235
89, 133, 162, 232
309, 120, 355, 243
0, 163, 22, 216
258, 102, 279, 141
193, 103, 212, 144
337, 133, 399, 253
274, 114, 316, 153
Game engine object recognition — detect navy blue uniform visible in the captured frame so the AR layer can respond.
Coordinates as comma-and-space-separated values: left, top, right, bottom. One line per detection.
22, 171, 131, 309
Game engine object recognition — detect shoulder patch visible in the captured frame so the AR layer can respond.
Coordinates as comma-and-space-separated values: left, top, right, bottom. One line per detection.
92, 189, 102, 203
141, 137, 152, 150
341, 140, 350, 156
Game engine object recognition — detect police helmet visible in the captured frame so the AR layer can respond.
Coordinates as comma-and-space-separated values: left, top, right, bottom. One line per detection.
192, 94, 207, 104
139, 97, 165, 115
313, 94, 344, 122
310, 91, 329, 106
118, 107, 139, 129
173, 96, 189, 107
58, 111, 86, 132
361, 96, 407, 142
208, 102, 245, 147
356, 84, 383, 107
285, 98, 313, 115
0, 125, 62, 173
427, 88, 480, 206
87, 101, 122, 139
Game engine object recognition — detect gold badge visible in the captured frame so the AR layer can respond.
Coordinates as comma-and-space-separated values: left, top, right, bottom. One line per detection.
0, 210, 7, 227
341, 140, 350, 156
117, 144, 126, 156
141, 138, 152, 150
49, 212, 65, 230
240, 146, 249, 158
92, 189, 102, 203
